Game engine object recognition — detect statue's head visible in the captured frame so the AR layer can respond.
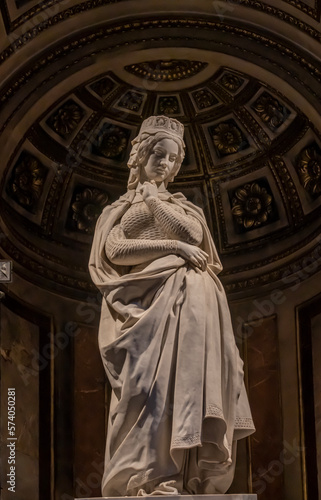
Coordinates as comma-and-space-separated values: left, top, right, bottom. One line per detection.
127, 116, 186, 189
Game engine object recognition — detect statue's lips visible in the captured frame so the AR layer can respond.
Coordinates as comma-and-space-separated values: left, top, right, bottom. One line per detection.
155, 166, 167, 174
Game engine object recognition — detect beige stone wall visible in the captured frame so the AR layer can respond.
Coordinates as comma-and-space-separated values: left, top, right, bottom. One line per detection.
311, 313, 321, 498
1, 304, 40, 500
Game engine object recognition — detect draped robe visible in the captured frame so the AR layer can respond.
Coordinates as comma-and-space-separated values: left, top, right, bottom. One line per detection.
89, 189, 255, 496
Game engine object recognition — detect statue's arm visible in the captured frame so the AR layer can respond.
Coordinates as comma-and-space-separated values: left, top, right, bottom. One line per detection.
105, 224, 178, 266
145, 197, 203, 245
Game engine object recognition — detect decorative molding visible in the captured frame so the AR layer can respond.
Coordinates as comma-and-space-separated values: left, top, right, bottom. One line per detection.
210, 119, 250, 157
1, 60, 320, 299
89, 76, 116, 100
1, 209, 87, 271
273, 116, 310, 157
191, 88, 219, 110
46, 99, 85, 139
229, 0, 321, 25
0, 0, 122, 33
295, 143, 321, 198
0, 235, 95, 295
234, 107, 271, 148
92, 123, 130, 160
218, 72, 244, 93
70, 186, 109, 234
0, 3, 319, 79
1, 18, 321, 141
7, 152, 48, 213
224, 238, 321, 294
2, 215, 321, 298
230, 180, 277, 231
212, 162, 291, 253
124, 60, 208, 81
41, 163, 72, 235
0, 15, 321, 87
157, 96, 181, 115
117, 90, 145, 113
251, 91, 290, 132
200, 126, 257, 174
282, 0, 321, 20
270, 156, 304, 226
208, 80, 234, 105
222, 224, 321, 274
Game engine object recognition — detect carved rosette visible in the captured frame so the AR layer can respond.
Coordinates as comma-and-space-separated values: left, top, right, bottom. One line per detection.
71, 187, 109, 233
93, 125, 129, 159
118, 91, 144, 112
231, 182, 274, 230
90, 77, 116, 99
192, 88, 218, 110
211, 120, 248, 157
9, 153, 47, 212
296, 145, 321, 197
219, 73, 244, 92
2, 63, 317, 296
47, 100, 84, 139
157, 96, 180, 115
252, 92, 289, 130
124, 60, 208, 81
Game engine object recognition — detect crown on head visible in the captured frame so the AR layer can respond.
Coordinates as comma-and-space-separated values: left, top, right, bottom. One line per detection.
138, 115, 184, 140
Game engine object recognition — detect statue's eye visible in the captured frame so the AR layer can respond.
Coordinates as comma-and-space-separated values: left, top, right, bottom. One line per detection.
153, 149, 163, 156
169, 156, 177, 162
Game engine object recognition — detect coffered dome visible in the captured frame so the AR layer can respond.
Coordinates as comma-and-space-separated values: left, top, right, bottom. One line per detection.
0, 0, 321, 299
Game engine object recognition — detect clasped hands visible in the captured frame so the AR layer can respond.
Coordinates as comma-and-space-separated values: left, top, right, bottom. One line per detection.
139, 180, 159, 202
139, 181, 208, 271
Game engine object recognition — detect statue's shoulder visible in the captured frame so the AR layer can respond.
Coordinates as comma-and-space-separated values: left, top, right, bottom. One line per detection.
94, 191, 134, 233
101, 190, 135, 212
171, 191, 186, 202
170, 192, 206, 220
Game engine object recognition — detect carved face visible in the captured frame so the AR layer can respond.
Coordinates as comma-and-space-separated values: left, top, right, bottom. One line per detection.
141, 138, 179, 183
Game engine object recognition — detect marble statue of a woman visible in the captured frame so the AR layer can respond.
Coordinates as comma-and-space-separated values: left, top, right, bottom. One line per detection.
89, 115, 255, 497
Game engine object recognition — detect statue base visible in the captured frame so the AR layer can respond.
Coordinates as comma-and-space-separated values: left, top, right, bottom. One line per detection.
76, 495, 257, 499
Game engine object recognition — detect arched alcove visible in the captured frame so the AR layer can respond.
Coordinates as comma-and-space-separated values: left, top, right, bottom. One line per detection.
0, 2, 321, 499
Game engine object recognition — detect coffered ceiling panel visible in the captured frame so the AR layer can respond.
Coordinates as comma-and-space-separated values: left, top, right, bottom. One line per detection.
1, 1, 321, 299
1, 62, 320, 298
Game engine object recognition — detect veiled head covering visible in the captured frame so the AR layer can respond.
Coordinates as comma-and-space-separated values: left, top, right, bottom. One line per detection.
127, 116, 186, 189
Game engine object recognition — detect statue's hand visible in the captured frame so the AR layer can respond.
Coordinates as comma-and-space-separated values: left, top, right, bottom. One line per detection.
139, 181, 159, 202
177, 241, 208, 271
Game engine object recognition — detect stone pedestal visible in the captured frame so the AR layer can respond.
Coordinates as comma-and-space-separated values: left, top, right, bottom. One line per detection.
76, 495, 257, 499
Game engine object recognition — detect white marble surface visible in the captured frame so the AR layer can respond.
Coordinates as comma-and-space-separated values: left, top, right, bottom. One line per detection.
76, 496, 257, 499
89, 115, 254, 496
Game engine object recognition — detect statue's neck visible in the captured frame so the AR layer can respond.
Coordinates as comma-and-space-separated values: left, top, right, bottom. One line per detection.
136, 181, 167, 192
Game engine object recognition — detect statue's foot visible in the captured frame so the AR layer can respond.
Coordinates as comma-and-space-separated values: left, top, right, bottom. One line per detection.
137, 480, 180, 496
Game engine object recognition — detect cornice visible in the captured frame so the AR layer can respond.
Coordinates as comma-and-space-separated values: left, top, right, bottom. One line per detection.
0, 0, 122, 33
1, 18, 321, 139
0, 4, 320, 72
282, 0, 321, 20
